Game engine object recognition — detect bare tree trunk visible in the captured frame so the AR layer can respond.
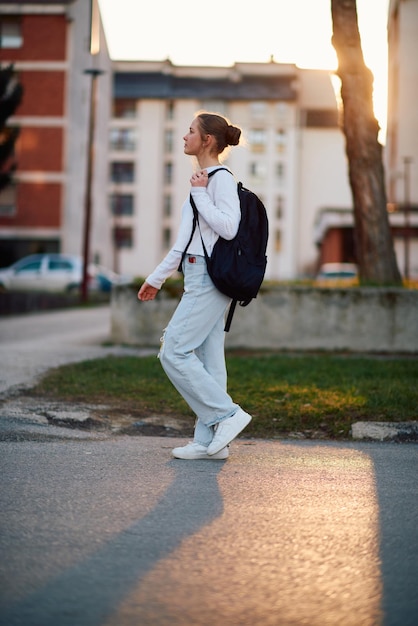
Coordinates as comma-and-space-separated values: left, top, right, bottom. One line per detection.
331, 0, 402, 285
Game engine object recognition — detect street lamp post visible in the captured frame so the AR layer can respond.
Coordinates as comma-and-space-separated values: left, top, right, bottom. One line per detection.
80, 0, 103, 303
80, 67, 103, 303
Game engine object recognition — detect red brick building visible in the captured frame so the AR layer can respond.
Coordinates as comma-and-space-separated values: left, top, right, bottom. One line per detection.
0, 0, 112, 268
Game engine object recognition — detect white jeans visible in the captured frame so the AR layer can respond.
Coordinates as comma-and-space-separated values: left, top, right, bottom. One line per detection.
159, 254, 239, 446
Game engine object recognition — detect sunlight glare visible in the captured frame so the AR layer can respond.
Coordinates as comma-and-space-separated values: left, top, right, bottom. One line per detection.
98, 0, 389, 137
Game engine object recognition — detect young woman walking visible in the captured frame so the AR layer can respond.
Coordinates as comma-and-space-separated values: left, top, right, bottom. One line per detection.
138, 112, 252, 460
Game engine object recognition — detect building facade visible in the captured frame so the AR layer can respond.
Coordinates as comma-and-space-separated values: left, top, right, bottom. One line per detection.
386, 0, 418, 279
110, 60, 351, 280
0, 0, 112, 268
1, 2, 416, 282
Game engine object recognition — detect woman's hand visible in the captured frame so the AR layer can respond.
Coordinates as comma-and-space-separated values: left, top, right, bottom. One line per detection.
190, 170, 208, 188
138, 282, 159, 301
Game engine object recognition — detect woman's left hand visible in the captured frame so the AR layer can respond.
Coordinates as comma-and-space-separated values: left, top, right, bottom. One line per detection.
138, 282, 159, 301
190, 170, 208, 188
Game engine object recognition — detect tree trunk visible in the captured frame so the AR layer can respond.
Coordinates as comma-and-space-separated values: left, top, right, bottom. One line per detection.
331, 0, 402, 285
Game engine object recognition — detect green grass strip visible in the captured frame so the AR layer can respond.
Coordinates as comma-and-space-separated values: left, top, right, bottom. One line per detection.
31, 353, 418, 439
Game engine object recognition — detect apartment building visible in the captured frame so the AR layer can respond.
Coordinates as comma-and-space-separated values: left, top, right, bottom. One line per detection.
110, 60, 351, 280
0, 0, 112, 268
386, 0, 418, 278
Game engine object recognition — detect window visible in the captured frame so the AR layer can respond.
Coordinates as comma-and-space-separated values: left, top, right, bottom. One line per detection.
275, 129, 286, 153
164, 130, 174, 153
48, 258, 73, 271
303, 109, 339, 128
201, 100, 227, 116
275, 229, 282, 252
275, 102, 289, 124
109, 128, 136, 151
250, 102, 266, 121
162, 227, 171, 249
248, 129, 267, 153
110, 162, 135, 183
164, 162, 173, 185
0, 18, 22, 49
15, 258, 42, 273
249, 161, 266, 180
110, 194, 134, 216
166, 101, 174, 120
113, 227, 133, 248
113, 99, 136, 118
276, 195, 284, 219
163, 194, 172, 217
276, 162, 285, 181
0, 185, 16, 216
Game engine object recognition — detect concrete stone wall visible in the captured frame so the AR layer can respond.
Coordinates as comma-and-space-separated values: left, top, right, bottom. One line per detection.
111, 285, 418, 353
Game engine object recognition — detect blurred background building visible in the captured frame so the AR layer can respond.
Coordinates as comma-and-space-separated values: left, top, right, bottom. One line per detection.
0, 0, 417, 281
110, 60, 350, 280
0, 0, 112, 268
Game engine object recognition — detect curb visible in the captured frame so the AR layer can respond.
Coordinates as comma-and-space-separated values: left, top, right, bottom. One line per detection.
351, 421, 418, 442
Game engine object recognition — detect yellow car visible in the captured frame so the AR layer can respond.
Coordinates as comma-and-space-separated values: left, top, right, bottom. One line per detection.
315, 263, 359, 287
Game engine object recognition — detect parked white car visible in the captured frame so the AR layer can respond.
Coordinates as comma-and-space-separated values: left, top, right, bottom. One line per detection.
0, 254, 128, 293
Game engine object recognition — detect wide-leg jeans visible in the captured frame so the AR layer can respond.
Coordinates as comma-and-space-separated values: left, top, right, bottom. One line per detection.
159, 254, 239, 446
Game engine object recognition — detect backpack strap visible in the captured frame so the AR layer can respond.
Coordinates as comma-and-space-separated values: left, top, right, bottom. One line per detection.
178, 210, 197, 271
179, 167, 233, 269
224, 299, 237, 332
189, 193, 210, 260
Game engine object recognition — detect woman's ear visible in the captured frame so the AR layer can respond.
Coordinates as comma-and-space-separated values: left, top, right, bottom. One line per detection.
204, 134, 215, 151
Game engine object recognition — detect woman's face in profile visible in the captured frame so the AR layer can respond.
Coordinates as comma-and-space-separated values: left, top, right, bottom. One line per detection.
183, 118, 204, 156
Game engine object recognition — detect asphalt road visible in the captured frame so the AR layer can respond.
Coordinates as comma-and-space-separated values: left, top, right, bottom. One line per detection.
0, 308, 417, 626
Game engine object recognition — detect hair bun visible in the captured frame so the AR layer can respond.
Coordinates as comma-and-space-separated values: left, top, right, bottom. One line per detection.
197, 112, 241, 154
225, 124, 241, 146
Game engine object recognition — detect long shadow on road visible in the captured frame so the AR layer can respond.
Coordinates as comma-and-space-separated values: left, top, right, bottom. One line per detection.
0, 459, 225, 626
368, 444, 418, 626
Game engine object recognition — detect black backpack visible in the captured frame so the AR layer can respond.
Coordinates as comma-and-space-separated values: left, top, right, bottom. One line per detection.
181, 168, 269, 331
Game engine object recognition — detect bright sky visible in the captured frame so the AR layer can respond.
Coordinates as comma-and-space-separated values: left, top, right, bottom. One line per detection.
98, 0, 390, 135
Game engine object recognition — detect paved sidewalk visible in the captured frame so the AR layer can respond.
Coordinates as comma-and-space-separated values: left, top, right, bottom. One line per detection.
0, 306, 153, 395
0, 306, 158, 441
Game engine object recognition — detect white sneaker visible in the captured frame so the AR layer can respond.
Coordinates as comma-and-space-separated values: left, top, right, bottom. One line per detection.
207, 409, 252, 456
172, 442, 229, 460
